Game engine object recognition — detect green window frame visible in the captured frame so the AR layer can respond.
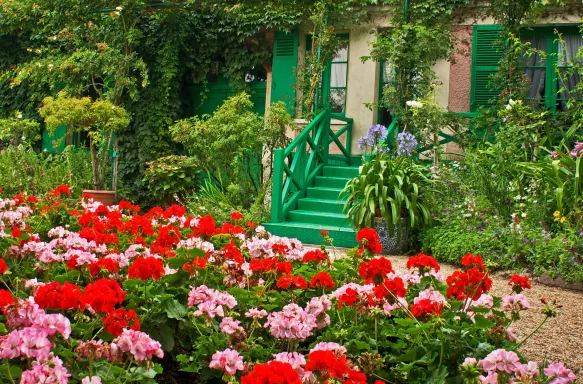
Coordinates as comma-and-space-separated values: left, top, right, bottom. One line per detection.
377, 60, 395, 127
520, 26, 581, 112
305, 34, 349, 115
328, 35, 349, 115
471, 24, 582, 112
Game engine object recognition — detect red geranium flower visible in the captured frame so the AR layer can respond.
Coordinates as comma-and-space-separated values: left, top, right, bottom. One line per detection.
310, 272, 335, 289
50, 185, 71, 197
410, 299, 443, 318
373, 277, 407, 299
103, 308, 140, 336
356, 228, 380, 243
320, 230, 329, 236
302, 249, 327, 264
358, 257, 394, 284
345, 370, 368, 384
446, 267, 492, 300
276, 275, 307, 290
0, 259, 7, 274
245, 221, 257, 228
11, 227, 21, 238
406, 253, 440, 273
337, 288, 359, 309
460, 254, 486, 271
231, 211, 243, 221
35, 281, 82, 311
305, 350, 350, 379
272, 243, 289, 255
509, 274, 531, 293
222, 240, 244, 265
193, 215, 217, 237
88, 258, 119, 277
0, 289, 14, 310
241, 361, 301, 384
128, 257, 165, 281
82, 278, 126, 313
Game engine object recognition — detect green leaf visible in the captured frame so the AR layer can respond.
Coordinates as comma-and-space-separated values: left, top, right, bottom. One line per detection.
164, 299, 187, 320
473, 314, 495, 329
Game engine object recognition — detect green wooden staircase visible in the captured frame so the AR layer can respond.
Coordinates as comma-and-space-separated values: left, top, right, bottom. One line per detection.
264, 164, 360, 248
264, 109, 360, 248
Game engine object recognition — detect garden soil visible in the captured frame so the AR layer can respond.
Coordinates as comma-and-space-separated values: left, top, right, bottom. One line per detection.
325, 249, 583, 372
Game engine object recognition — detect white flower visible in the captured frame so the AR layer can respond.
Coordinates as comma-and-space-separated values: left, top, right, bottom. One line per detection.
521, 212, 527, 218
509, 99, 516, 105
115, 6, 123, 11
506, 104, 512, 110
17, 113, 23, 119
406, 100, 423, 108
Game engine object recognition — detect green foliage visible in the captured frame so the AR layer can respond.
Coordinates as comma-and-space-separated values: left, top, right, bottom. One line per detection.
40, 92, 131, 190
171, 93, 280, 208
0, 145, 93, 197
0, 112, 41, 147
343, 156, 433, 230
367, 0, 470, 135
519, 145, 583, 214
143, 155, 200, 205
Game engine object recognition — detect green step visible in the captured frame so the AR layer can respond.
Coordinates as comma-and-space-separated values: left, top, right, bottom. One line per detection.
288, 210, 350, 227
298, 198, 346, 213
263, 222, 357, 248
315, 176, 350, 189
323, 165, 360, 178
306, 187, 345, 200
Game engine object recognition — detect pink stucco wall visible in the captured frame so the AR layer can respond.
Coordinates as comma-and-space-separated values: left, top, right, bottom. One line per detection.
448, 26, 473, 113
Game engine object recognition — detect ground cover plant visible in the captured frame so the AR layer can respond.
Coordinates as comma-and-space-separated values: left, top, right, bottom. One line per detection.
0, 188, 575, 383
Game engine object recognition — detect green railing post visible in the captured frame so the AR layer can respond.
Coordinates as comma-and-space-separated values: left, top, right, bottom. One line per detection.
321, 108, 331, 165
271, 149, 285, 222
345, 121, 352, 165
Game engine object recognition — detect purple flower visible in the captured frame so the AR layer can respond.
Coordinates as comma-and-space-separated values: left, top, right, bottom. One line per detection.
358, 124, 388, 152
397, 131, 417, 156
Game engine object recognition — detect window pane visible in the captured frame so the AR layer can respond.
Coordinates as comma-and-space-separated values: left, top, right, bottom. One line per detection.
558, 68, 580, 98
331, 63, 347, 87
558, 35, 583, 65
520, 36, 547, 67
330, 89, 346, 113
333, 41, 348, 62
524, 68, 546, 99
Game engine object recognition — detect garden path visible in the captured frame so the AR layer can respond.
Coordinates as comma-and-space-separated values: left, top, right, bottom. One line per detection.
322, 248, 583, 371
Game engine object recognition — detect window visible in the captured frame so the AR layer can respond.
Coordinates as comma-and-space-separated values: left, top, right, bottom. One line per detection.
329, 38, 349, 114
520, 27, 582, 111
304, 34, 349, 115
378, 60, 395, 127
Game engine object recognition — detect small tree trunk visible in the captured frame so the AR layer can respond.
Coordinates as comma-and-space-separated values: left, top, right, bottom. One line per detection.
89, 139, 101, 190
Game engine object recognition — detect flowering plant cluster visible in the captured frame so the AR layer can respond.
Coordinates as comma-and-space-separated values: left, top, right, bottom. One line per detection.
0, 187, 574, 383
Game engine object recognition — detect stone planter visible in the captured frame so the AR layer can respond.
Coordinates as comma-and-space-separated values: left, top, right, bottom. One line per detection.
374, 218, 409, 255
83, 190, 116, 206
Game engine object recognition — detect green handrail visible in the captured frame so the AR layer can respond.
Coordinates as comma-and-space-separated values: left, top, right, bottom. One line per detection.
271, 108, 353, 223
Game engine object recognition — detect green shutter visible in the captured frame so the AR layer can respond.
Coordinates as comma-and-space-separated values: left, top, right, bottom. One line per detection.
41, 125, 67, 153
271, 30, 299, 115
470, 25, 504, 112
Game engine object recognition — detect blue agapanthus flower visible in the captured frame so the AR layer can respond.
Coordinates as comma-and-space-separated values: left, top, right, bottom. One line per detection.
358, 124, 388, 152
397, 131, 417, 156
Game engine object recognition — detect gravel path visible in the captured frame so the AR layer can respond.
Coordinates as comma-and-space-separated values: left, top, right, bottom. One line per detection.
325, 249, 583, 372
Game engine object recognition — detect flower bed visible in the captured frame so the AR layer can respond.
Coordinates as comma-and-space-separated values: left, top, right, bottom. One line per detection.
0, 187, 575, 383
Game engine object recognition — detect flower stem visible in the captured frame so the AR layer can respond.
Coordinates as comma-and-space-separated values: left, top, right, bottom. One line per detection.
515, 316, 549, 349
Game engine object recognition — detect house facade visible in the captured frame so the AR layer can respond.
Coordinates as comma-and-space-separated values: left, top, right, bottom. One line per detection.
269, 6, 583, 155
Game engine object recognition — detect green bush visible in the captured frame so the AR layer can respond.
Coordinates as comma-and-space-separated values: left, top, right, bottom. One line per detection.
0, 145, 93, 197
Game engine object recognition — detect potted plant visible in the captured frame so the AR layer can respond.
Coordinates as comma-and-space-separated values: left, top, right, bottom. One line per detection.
40, 92, 130, 205
343, 132, 433, 254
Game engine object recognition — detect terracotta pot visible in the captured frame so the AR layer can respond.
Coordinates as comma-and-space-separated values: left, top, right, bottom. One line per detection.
83, 190, 116, 206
